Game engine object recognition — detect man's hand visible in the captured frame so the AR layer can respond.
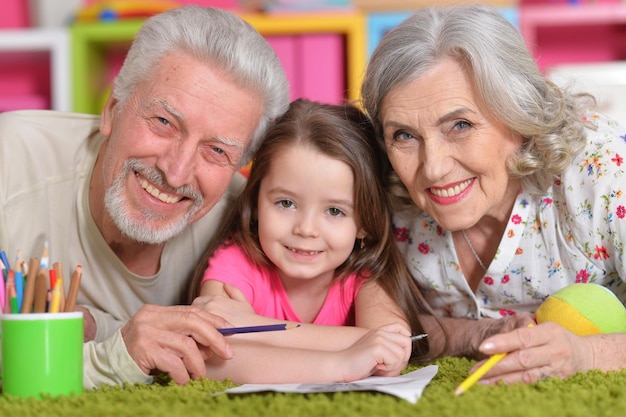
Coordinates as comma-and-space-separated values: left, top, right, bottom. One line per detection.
120, 304, 234, 385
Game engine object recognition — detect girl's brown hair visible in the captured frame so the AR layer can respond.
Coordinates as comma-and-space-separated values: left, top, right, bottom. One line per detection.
190, 98, 432, 358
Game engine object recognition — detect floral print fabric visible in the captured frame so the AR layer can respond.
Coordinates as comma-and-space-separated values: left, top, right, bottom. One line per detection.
393, 112, 626, 319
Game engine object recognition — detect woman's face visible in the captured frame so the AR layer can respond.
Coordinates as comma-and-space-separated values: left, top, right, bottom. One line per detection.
379, 58, 523, 231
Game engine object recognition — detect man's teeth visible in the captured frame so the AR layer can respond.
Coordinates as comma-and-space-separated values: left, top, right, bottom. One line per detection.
140, 178, 180, 204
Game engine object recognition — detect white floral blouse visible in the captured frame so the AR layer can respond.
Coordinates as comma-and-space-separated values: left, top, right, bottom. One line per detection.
393, 112, 626, 319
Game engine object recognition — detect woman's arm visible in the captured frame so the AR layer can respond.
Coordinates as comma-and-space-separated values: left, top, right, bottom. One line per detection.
419, 312, 536, 359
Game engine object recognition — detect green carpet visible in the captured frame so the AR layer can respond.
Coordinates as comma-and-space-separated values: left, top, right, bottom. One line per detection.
2, 357, 625, 417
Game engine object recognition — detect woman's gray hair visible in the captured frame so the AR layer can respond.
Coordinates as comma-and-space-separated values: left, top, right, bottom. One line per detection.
112, 5, 290, 163
361, 4, 593, 214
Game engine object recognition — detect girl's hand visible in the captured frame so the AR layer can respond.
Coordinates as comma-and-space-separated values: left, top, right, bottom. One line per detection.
338, 323, 412, 381
192, 283, 256, 326
472, 322, 597, 384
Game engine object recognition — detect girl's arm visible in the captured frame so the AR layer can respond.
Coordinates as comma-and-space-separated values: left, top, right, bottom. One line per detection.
355, 280, 410, 330
196, 280, 369, 350
197, 280, 412, 354
354, 280, 412, 375
206, 325, 411, 384
197, 280, 413, 382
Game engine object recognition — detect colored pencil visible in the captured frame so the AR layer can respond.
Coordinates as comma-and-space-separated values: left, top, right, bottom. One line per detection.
49, 268, 57, 294
8, 284, 18, 314
20, 257, 40, 313
33, 268, 48, 313
40, 241, 49, 269
49, 279, 63, 313
455, 324, 534, 395
53, 262, 66, 312
411, 333, 428, 342
0, 250, 10, 271
455, 352, 506, 395
218, 323, 301, 335
0, 259, 5, 313
16, 250, 25, 275
64, 265, 82, 312
14, 270, 24, 313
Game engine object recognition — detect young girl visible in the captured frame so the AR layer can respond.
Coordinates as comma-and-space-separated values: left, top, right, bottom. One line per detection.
190, 99, 431, 383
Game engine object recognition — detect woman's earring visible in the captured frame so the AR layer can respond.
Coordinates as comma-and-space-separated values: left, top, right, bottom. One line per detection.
360, 238, 365, 249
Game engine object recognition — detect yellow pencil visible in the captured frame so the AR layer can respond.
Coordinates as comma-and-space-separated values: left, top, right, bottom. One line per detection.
455, 324, 534, 395
53, 261, 66, 312
455, 352, 506, 395
49, 278, 63, 313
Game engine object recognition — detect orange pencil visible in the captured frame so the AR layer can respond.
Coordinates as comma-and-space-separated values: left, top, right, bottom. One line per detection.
64, 265, 82, 312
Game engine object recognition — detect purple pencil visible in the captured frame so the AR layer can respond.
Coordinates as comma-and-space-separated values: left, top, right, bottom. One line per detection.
218, 323, 301, 335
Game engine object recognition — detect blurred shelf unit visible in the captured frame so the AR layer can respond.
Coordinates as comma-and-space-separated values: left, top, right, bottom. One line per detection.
71, 12, 366, 115
520, 3, 626, 72
366, 6, 519, 57
0, 28, 70, 112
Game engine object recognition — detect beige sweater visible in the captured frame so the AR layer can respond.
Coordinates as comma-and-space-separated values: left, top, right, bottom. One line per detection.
0, 110, 244, 387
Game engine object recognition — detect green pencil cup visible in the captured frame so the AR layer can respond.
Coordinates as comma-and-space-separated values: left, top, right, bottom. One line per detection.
1, 312, 83, 398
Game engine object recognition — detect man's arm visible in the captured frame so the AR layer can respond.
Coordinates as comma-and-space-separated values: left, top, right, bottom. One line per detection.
83, 331, 153, 389
83, 304, 235, 388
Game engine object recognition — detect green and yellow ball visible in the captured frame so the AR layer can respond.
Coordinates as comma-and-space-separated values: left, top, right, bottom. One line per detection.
535, 283, 626, 336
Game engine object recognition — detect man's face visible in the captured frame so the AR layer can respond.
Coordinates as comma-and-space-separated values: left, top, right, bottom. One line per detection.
97, 52, 263, 244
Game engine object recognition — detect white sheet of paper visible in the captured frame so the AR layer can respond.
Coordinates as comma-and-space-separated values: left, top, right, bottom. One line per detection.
217, 365, 438, 404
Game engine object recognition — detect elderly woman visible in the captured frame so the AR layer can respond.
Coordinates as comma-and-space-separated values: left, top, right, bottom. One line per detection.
362, 4, 626, 384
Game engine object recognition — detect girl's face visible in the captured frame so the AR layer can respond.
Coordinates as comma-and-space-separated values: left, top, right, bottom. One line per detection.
256, 144, 364, 287
379, 57, 523, 231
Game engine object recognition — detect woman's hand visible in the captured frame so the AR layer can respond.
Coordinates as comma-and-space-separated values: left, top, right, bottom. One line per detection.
469, 312, 536, 357
472, 322, 601, 384
338, 323, 412, 381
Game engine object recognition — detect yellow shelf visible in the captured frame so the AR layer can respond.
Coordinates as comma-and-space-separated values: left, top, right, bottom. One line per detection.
71, 12, 366, 114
